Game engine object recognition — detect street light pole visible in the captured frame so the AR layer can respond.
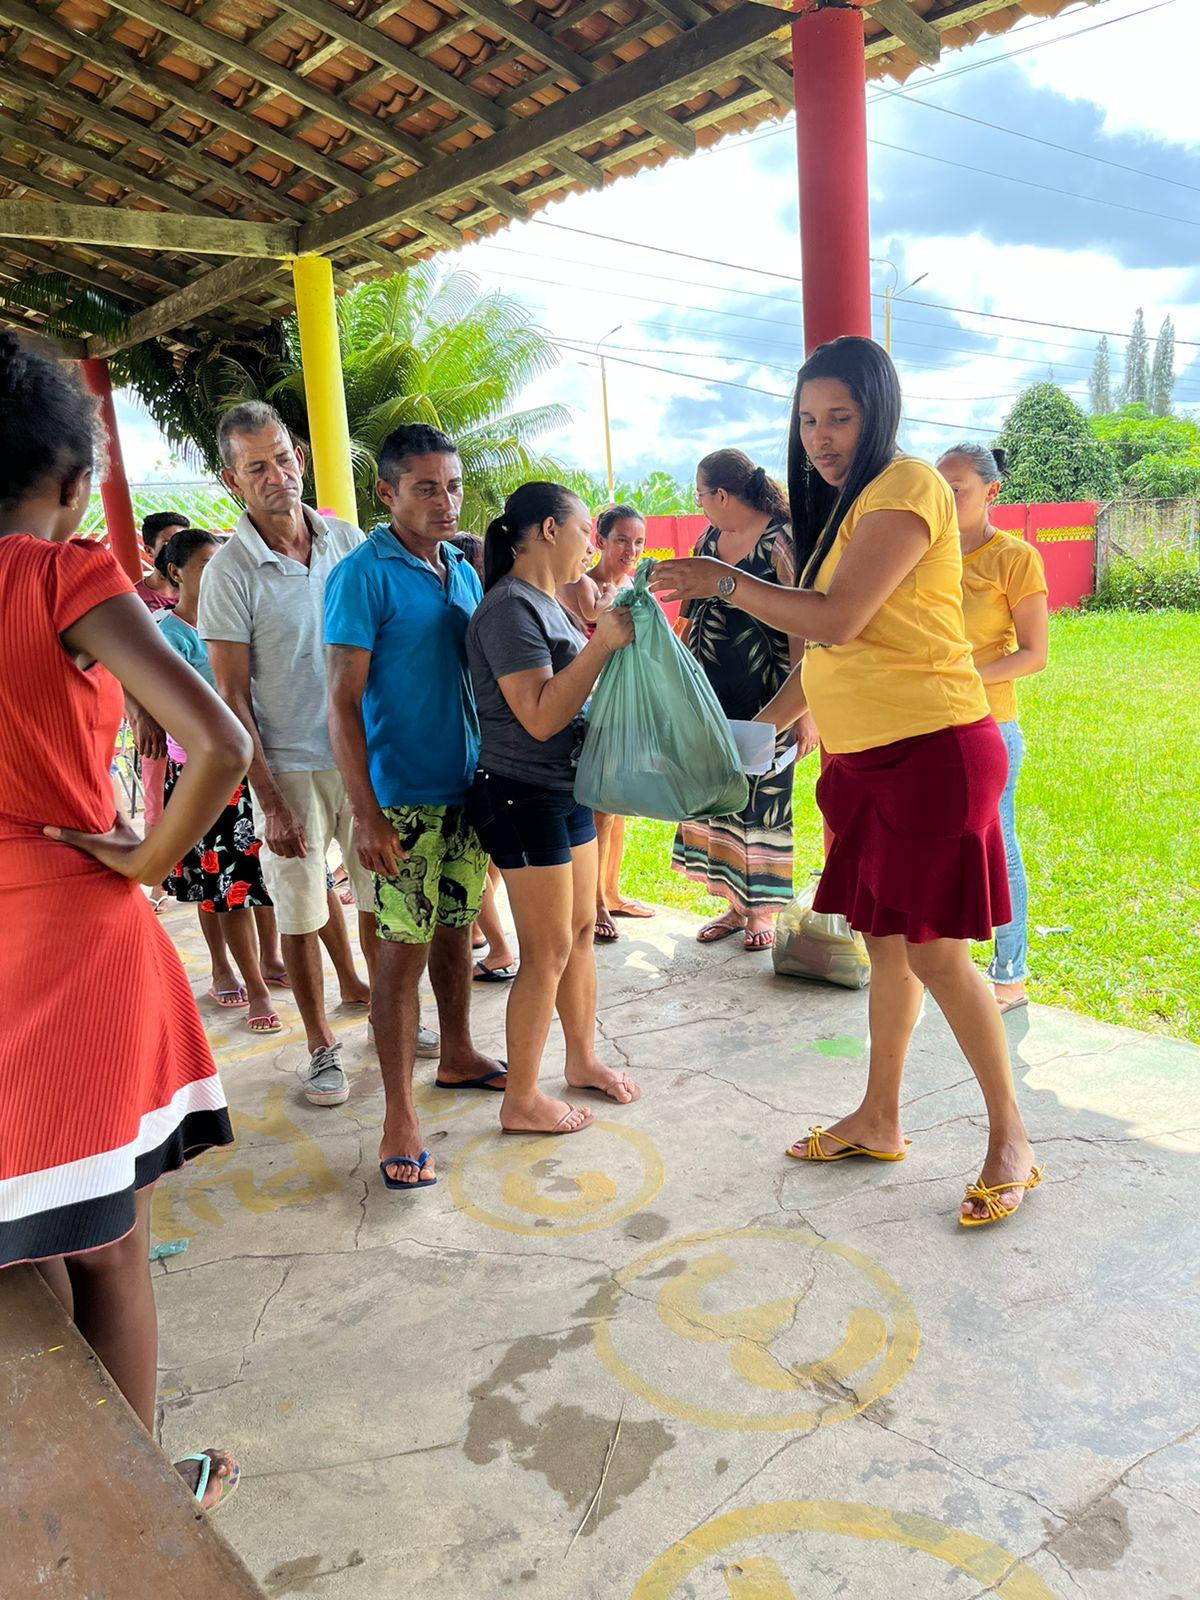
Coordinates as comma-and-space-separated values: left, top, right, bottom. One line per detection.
880, 268, 928, 355
596, 324, 622, 501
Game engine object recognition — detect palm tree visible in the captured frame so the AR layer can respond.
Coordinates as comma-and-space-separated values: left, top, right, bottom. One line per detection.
270, 265, 569, 529
1, 264, 568, 528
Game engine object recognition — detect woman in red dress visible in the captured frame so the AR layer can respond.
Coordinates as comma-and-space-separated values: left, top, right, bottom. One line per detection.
0, 332, 251, 1505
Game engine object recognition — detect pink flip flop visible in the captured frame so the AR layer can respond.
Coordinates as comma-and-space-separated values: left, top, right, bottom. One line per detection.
206, 986, 248, 1009
247, 1011, 282, 1033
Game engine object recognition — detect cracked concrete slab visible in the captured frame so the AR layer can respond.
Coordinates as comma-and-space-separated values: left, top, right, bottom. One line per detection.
148, 899, 1200, 1599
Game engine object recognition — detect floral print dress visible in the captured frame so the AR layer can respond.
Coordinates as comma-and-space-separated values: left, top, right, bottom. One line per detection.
672, 518, 797, 912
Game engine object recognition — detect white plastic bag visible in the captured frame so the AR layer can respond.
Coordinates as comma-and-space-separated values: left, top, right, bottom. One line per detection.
773, 877, 870, 990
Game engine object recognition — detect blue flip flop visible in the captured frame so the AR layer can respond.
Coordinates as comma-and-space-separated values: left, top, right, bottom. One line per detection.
379, 1151, 437, 1190
473, 960, 518, 983
435, 1064, 508, 1092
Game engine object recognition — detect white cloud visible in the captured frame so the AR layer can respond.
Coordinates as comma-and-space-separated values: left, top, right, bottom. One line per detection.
1016, 0, 1200, 148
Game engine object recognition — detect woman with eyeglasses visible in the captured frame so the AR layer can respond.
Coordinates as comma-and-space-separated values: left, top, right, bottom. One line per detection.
652, 338, 1040, 1229
673, 450, 819, 952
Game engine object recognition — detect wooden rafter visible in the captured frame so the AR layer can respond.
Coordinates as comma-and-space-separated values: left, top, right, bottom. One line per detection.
0, 197, 298, 256
867, 0, 941, 63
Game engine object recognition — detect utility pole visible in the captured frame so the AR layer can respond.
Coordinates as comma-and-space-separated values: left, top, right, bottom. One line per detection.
597, 324, 622, 501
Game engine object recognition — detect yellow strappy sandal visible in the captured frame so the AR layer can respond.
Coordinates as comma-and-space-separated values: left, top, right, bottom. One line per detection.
958, 1165, 1044, 1227
786, 1126, 911, 1163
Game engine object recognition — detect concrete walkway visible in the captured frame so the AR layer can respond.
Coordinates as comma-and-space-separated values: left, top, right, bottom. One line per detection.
152, 901, 1200, 1599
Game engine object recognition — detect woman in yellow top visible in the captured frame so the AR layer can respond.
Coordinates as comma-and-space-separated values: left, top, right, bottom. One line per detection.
653, 337, 1040, 1228
938, 444, 1048, 1016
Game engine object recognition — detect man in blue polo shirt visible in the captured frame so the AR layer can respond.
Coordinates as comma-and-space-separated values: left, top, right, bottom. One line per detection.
326, 424, 505, 1193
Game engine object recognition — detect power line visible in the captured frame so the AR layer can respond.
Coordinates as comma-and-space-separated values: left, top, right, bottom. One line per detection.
551, 338, 1127, 445
527, 222, 1200, 351
871, 84, 1200, 197
868, 136, 1200, 233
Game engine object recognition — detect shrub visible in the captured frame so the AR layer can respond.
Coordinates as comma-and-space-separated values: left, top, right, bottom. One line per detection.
996, 383, 1121, 504
1087, 547, 1200, 612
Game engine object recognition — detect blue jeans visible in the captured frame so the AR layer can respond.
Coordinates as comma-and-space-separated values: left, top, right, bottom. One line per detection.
988, 719, 1028, 984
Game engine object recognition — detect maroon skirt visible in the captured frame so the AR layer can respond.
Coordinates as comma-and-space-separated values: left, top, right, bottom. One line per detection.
813, 717, 1011, 944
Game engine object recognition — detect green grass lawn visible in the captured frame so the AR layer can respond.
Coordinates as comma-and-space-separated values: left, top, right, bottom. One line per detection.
621, 610, 1200, 1043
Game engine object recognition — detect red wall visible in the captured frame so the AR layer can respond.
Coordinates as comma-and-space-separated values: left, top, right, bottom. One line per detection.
647, 503, 1098, 613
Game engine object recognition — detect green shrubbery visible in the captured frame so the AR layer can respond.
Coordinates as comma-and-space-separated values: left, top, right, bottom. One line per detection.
1087, 547, 1200, 612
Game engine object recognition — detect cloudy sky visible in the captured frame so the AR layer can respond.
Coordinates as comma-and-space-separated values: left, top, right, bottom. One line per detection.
115, 0, 1200, 490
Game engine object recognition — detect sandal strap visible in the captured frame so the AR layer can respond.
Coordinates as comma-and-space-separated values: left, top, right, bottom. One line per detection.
805, 1125, 866, 1161
963, 1166, 1043, 1217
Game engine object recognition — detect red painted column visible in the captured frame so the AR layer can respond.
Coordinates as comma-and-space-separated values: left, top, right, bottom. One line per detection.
791, 4, 873, 354
80, 357, 142, 581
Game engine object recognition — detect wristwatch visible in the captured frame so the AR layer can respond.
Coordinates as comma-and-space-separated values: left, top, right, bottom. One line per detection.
716, 572, 737, 601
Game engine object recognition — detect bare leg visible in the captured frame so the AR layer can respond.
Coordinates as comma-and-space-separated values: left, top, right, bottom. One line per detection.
281, 931, 335, 1054
35, 1255, 73, 1314
497, 864, 590, 1134
788, 933, 920, 1158
904, 939, 1036, 1220
197, 908, 240, 996
222, 909, 273, 1020
316, 889, 369, 1005
255, 906, 287, 983
474, 865, 517, 972
19, 1192, 235, 1511
375, 937, 432, 1185
593, 813, 620, 942
560, 841, 638, 1103
358, 911, 379, 992
697, 894, 748, 945
603, 816, 653, 918
64, 1189, 158, 1427
427, 923, 502, 1081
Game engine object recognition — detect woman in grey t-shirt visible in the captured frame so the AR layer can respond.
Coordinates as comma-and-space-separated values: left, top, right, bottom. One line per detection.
466, 482, 640, 1135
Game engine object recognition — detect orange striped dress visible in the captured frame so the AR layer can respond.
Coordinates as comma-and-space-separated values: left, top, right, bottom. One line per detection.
0, 536, 232, 1268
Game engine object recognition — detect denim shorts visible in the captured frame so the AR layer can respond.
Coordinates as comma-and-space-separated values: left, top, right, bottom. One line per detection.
469, 770, 596, 870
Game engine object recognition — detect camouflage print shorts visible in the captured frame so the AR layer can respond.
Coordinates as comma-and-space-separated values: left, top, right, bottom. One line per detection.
375, 804, 488, 945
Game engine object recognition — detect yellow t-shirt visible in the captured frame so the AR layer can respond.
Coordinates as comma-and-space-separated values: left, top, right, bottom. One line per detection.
961, 530, 1048, 725
800, 456, 989, 754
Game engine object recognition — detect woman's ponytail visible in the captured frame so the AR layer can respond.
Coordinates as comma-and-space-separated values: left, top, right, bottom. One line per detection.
483, 512, 518, 591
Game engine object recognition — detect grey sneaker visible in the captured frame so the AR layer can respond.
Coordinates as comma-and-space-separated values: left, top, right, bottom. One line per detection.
416, 1025, 440, 1059
304, 1044, 348, 1106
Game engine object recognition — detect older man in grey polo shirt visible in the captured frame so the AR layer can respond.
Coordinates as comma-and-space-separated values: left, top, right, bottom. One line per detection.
199, 401, 435, 1107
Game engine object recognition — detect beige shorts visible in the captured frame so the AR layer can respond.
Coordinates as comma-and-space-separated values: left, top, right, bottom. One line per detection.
251, 769, 375, 936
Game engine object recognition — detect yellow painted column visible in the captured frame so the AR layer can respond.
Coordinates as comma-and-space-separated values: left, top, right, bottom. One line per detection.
291, 254, 357, 525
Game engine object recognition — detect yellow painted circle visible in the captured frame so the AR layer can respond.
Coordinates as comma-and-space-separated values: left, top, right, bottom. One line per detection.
592, 1226, 918, 1432
632, 1500, 1058, 1598
449, 1119, 665, 1236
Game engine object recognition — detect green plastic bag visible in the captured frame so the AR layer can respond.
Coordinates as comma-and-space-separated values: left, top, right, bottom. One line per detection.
574, 559, 750, 822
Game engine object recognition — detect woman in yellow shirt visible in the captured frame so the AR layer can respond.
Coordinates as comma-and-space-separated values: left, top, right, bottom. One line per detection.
938, 445, 1048, 1016
652, 337, 1040, 1228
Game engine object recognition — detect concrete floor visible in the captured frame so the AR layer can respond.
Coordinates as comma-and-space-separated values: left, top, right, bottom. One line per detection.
151, 899, 1200, 1600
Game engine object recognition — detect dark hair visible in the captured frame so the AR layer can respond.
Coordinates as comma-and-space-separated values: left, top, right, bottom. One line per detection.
450, 531, 484, 576
697, 449, 788, 520
154, 526, 218, 580
937, 441, 1008, 482
788, 336, 902, 587
217, 400, 288, 469
377, 424, 458, 485
483, 481, 580, 591
142, 510, 190, 551
0, 329, 98, 511
595, 503, 645, 541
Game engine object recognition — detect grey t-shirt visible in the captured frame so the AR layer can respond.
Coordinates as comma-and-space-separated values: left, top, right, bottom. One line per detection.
467, 576, 583, 791
197, 506, 363, 772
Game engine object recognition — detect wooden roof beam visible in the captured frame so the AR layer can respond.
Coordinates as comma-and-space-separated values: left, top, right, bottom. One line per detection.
0, 309, 88, 358
866, 0, 941, 63
0, 0, 367, 196
0, 199, 298, 257
0, 58, 308, 220
88, 254, 281, 357
301, 2, 784, 254
3, 114, 213, 216
102, 0, 429, 166
270, 0, 506, 128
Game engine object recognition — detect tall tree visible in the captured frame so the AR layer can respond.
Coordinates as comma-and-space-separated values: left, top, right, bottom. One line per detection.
1089, 335, 1113, 414
1150, 315, 1176, 417
1121, 307, 1150, 406
995, 382, 1121, 504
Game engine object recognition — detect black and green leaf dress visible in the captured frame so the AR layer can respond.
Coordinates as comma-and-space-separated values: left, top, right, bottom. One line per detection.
673, 519, 797, 911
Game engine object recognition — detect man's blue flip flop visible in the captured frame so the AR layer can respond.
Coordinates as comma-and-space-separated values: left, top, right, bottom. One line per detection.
379, 1152, 437, 1190
435, 1065, 508, 1091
